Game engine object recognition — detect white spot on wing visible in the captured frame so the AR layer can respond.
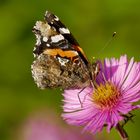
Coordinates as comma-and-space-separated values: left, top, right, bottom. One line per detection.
35, 34, 41, 46
33, 53, 36, 58
51, 34, 64, 43
54, 16, 59, 21
46, 44, 50, 47
45, 11, 48, 16
59, 28, 70, 34
43, 37, 48, 42
34, 21, 51, 37
57, 57, 69, 66
33, 47, 36, 51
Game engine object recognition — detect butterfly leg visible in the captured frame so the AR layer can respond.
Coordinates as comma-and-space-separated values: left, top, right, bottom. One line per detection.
77, 86, 92, 108
77, 87, 87, 108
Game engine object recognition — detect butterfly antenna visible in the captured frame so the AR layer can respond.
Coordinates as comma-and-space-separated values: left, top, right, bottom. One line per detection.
97, 32, 117, 58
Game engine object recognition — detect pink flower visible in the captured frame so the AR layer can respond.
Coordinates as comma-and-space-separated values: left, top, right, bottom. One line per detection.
62, 55, 140, 134
19, 111, 95, 140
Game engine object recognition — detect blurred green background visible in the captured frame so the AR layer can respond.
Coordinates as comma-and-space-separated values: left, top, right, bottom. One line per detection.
0, 0, 140, 140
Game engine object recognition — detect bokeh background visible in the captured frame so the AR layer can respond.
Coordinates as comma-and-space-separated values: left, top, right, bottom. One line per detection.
0, 0, 140, 140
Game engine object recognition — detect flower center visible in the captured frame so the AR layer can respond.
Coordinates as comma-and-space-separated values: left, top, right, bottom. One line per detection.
92, 82, 121, 108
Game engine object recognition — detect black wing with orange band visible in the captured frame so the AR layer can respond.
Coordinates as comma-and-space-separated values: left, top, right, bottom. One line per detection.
44, 11, 89, 66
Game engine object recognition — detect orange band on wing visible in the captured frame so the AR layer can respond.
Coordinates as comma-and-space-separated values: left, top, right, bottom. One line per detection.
43, 48, 78, 58
77, 46, 88, 59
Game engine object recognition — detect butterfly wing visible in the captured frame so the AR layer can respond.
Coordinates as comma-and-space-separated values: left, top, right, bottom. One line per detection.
45, 11, 89, 66
31, 11, 91, 89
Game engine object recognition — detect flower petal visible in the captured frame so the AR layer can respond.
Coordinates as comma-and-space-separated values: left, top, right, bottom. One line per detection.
83, 110, 108, 134
62, 55, 140, 135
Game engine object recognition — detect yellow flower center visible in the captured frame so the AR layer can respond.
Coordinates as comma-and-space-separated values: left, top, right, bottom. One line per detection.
92, 82, 121, 108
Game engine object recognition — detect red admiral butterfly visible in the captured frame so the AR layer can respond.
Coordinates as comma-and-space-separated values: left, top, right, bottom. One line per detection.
31, 11, 99, 89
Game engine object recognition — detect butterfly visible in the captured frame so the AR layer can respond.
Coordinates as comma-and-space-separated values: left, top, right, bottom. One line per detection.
31, 11, 99, 89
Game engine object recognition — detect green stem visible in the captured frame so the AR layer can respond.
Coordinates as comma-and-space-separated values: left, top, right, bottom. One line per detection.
116, 123, 129, 140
